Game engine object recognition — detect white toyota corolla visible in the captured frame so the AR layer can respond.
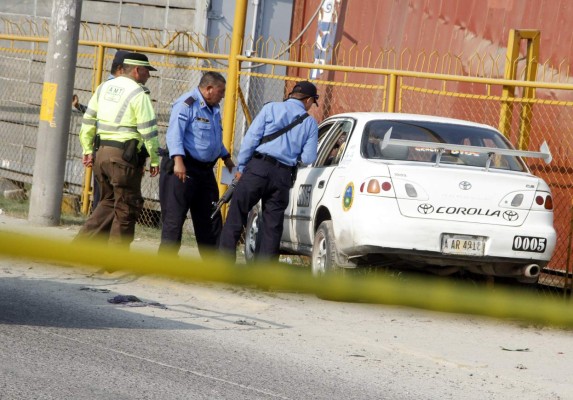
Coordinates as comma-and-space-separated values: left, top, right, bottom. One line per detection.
245, 112, 556, 283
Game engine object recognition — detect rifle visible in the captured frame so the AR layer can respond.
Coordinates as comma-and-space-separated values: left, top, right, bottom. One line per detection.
210, 178, 238, 219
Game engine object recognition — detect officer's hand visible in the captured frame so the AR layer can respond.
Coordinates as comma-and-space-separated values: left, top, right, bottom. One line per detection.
224, 157, 235, 173
234, 171, 242, 180
72, 94, 79, 109
149, 166, 159, 177
82, 154, 93, 168
173, 159, 187, 182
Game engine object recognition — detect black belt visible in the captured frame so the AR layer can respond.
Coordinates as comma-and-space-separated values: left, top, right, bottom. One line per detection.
253, 152, 292, 170
185, 152, 217, 169
99, 139, 127, 149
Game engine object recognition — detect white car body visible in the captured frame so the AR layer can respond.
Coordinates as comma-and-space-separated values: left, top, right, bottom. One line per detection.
246, 112, 556, 282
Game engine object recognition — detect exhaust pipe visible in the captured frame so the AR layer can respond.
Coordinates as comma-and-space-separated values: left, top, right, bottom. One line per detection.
522, 264, 541, 279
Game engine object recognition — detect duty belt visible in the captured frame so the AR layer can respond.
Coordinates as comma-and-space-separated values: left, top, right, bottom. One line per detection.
253, 152, 292, 170
184, 152, 217, 169
99, 139, 127, 149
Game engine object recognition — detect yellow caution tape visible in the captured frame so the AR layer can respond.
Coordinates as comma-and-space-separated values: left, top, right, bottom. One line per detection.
0, 230, 572, 327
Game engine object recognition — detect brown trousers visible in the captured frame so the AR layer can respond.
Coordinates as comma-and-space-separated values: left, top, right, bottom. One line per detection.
76, 145, 144, 246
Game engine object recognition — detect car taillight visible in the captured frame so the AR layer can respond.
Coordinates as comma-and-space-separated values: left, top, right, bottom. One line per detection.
511, 194, 524, 207
534, 193, 553, 210
360, 179, 394, 195
544, 195, 553, 210
405, 183, 418, 198
367, 179, 380, 193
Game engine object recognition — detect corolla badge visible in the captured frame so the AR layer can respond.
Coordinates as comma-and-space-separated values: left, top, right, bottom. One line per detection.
418, 204, 434, 214
459, 181, 472, 190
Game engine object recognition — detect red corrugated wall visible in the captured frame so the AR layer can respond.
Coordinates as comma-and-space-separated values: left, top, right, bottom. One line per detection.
290, 0, 573, 89
293, 0, 573, 71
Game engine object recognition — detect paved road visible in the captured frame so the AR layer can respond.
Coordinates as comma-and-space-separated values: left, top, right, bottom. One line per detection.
1, 215, 572, 399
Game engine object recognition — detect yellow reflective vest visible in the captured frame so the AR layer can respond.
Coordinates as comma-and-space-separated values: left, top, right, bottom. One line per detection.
79, 76, 160, 166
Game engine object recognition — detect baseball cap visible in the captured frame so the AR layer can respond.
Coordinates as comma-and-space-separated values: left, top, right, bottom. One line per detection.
291, 81, 319, 103
111, 50, 129, 71
123, 52, 157, 71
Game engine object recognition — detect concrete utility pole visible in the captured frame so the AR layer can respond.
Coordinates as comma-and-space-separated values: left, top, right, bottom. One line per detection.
29, 0, 83, 226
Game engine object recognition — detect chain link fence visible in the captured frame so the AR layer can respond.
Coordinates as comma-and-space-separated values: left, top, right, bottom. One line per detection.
1, 21, 572, 294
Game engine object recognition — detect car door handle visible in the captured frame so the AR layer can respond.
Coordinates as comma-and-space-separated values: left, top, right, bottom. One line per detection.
318, 180, 325, 188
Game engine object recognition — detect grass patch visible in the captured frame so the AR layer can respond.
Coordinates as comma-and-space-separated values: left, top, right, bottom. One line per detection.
0, 196, 29, 219
0, 195, 87, 226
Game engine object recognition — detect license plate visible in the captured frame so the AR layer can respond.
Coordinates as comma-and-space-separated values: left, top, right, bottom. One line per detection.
441, 234, 486, 256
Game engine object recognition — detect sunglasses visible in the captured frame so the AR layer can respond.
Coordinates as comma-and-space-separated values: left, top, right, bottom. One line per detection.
303, 94, 319, 101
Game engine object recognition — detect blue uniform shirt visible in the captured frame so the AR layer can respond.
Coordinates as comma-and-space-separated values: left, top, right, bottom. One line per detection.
166, 87, 229, 163
237, 99, 318, 172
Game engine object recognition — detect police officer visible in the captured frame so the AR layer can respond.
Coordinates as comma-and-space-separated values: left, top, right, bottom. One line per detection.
75, 52, 160, 247
219, 81, 319, 262
159, 72, 235, 257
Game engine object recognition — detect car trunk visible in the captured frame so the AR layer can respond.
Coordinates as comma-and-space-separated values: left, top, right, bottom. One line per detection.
388, 164, 538, 227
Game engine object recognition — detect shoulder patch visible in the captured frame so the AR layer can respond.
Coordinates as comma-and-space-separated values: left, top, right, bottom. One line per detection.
184, 96, 196, 106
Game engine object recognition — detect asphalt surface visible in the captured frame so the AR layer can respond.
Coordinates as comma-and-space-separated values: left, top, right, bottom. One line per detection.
0, 261, 414, 400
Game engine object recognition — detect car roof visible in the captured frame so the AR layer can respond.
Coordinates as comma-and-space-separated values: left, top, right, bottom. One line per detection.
323, 112, 498, 132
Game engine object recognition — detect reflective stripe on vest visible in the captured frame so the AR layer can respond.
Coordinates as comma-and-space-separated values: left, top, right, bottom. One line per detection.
114, 86, 145, 124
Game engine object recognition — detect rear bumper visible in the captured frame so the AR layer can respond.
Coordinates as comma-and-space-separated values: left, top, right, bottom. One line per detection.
335, 196, 556, 263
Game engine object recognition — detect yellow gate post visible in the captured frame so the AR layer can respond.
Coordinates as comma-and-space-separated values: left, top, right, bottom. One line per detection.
498, 29, 540, 147
80, 44, 106, 215
387, 73, 398, 112
517, 31, 539, 151
218, 0, 249, 220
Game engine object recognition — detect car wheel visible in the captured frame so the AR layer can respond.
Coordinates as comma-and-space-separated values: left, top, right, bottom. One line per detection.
312, 220, 341, 277
244, 203, 262, 263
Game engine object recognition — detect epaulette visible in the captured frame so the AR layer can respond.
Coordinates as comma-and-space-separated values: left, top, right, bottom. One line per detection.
141, 85, 151, 94
184, 96, 196, 106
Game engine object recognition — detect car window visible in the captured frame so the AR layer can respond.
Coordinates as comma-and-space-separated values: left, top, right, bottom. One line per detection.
360, 120, 527, 172
318, 121, 337, 142
317, 120, 353, 167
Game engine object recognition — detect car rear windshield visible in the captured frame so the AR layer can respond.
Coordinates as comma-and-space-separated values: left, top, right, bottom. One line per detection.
361, 120, 527, 172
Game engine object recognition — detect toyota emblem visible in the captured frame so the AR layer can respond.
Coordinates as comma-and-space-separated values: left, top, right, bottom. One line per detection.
418, 204, 434, 214
459, 181, 472, 190
503, 210, 519, 221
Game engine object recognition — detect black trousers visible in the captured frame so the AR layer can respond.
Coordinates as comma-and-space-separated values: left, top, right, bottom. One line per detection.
219, 157, 292, 261
159, 156, 222, 257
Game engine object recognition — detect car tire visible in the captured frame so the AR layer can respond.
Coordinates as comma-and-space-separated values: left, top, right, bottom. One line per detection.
244, 203, 262, 264
312, 220, 342, 277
